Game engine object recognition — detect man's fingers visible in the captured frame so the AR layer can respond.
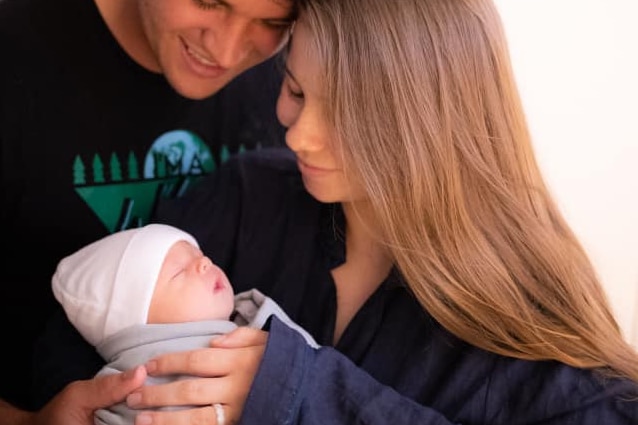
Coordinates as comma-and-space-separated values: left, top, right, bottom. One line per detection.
32, 366, 148, 425
76, 365, 147, 409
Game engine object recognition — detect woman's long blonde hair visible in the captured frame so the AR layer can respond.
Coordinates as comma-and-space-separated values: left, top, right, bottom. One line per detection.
299, 0, 638, 382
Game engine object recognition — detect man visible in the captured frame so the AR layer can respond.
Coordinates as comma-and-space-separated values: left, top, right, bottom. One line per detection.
0, 0, 296, 419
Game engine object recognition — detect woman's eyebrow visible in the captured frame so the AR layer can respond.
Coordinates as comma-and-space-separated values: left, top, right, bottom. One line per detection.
284, 66, 300, 85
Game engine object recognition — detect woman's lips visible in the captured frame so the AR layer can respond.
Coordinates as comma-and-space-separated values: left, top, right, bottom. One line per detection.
297, 159, 335, 177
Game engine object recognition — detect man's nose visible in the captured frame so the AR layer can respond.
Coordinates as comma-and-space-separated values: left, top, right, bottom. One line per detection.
206, 16, 251, 69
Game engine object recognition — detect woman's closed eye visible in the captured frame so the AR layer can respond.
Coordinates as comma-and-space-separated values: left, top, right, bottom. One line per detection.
286, 82, 304, 100
283, 67, 304, 100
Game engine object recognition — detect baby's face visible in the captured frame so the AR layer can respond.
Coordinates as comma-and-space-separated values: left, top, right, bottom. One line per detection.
147, 240, 235, 324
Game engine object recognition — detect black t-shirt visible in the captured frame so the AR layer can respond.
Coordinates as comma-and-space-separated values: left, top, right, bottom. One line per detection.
0, 0, 284, 407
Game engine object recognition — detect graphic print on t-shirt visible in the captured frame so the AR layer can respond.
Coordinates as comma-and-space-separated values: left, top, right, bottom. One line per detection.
72, 129, 239, 233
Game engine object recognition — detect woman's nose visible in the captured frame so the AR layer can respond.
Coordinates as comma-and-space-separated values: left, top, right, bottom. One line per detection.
285, 115, 326, 153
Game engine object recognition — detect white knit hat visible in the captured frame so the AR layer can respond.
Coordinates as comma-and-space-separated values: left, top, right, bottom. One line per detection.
52, 224, 199, 347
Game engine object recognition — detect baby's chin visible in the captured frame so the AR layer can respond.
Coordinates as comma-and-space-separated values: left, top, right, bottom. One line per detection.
206, 294, 235, 321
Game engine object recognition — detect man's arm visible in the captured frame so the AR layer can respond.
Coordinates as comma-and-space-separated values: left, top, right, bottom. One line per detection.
0, 367, 146, 425
0, 399, 33, 425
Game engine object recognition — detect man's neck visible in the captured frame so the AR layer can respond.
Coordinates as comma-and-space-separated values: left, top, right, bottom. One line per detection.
93, 0, 161, 72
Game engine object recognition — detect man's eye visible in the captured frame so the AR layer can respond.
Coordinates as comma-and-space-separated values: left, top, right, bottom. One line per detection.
192, 0, 222, 11
262, 20, 293, 30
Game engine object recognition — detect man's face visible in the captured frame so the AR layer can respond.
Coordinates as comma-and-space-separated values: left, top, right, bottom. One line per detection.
138, 0, 294, 99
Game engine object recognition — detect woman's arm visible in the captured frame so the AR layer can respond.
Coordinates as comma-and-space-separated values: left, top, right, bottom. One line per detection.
126, 317, 637, 425
244, 319, 637, 425
123, 319, 456, 425
238, 318, 456, 425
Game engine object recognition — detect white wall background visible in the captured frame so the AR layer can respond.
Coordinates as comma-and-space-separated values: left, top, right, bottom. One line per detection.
493, 0, 638, 346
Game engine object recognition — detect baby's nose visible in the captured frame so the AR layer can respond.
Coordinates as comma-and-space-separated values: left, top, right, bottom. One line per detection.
197, 256, 214, 274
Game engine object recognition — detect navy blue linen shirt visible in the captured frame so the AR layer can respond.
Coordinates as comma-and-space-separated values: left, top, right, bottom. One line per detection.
156, 147, 638, 425
34, 147, 638, 424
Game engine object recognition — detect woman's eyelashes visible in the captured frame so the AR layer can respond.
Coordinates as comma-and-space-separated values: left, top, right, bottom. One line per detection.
287, 82, 304, 100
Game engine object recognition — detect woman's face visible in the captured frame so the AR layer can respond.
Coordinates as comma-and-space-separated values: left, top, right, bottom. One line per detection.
276, 20, 365, 203
137, 0, 293, 99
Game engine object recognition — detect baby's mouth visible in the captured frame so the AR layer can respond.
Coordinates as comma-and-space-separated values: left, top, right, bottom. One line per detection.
212, 278, 225, 293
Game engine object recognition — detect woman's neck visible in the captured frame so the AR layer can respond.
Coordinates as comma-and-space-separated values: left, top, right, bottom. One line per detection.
93, 0, 161, 72
341, 202, 390, 266
331, 202, 393, 344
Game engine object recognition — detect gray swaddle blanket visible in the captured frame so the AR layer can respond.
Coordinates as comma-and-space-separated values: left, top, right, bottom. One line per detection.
94, 289, 318, 425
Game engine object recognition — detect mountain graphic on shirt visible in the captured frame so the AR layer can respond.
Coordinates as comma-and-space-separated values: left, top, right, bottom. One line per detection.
73, 130, 244, 233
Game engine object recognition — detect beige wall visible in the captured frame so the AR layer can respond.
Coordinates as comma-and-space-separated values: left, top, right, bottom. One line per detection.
494, 0, 638, 347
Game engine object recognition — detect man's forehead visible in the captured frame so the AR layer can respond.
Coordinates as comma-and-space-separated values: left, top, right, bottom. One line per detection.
271, 0, 296, 14
248, 0, 295, 20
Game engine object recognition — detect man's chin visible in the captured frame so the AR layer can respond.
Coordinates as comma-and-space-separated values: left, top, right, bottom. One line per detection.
170, 76, 234, 100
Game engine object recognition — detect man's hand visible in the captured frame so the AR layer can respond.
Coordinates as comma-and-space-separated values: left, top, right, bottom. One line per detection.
0, 366, 147, 425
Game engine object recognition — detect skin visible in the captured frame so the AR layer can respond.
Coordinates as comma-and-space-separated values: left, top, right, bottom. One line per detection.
124, 19, 393, 425
0, 366, 147, 425
277, 62, 349, 202
96, 0, 295, 99
148, 241, 235, 324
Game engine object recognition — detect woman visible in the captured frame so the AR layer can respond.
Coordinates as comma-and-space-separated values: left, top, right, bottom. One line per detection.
39, 0, 638, 424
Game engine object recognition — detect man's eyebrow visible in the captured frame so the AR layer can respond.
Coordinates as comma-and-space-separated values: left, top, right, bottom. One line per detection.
218, 0, 295, 24
271, 0, 298, 22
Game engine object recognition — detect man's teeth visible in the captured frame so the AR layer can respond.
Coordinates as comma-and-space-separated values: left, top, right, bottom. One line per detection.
188, 47, 216, 66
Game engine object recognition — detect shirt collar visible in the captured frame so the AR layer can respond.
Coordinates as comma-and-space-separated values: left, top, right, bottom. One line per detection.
318, 203, 406, 291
